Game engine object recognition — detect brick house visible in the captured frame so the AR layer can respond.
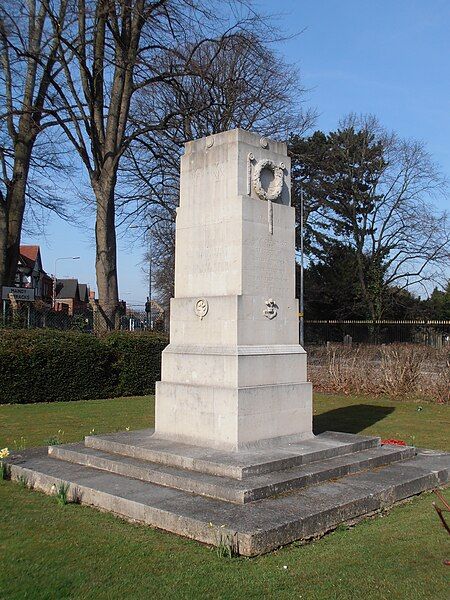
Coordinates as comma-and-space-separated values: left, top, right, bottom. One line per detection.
54, 279, 90, 315
15, 245, 53, 304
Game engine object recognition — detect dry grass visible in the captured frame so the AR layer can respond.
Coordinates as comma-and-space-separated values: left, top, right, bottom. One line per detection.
308, 344, 449, 403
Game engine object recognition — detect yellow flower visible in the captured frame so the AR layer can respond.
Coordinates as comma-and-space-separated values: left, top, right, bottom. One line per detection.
0, 448, 10, 459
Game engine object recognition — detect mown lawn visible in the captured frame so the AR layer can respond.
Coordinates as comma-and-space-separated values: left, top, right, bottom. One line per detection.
1, 393, 448, 451
0, 394, 449, 600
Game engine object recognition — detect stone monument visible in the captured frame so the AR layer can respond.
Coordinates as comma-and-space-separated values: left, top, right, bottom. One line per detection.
7, 129, 450, 556
155, 128, 312, 450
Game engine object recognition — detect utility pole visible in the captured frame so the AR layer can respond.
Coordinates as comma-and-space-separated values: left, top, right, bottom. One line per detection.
146, 225, 153, 330
299, 188, 305, 347
132, 219, 153, 330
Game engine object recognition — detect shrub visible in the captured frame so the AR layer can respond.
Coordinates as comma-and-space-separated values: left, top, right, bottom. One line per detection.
0, 329, 168, 404
104, 332, 168, 396
308, 343, 449, 403
379, 344, 423, 398
418, 352, 450, 404
0, 329, 114, 403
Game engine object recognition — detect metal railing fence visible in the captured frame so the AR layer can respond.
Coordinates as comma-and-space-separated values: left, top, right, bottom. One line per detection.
304, 319, 450, 348
1, 300, 166, 334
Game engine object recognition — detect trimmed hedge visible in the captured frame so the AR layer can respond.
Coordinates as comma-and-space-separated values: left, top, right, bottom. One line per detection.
0, 329, 168, 404
104, 332, 168, 397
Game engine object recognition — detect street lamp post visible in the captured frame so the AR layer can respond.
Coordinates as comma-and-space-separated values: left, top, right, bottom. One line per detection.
131, 220, 153, 330
52, 256, 80, 308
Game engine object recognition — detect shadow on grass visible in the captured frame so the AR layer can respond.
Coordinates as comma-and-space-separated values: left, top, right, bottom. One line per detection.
314, 404, 395, 435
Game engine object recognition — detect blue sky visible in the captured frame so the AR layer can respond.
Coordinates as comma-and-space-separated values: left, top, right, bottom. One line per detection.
26, 0, 450, 305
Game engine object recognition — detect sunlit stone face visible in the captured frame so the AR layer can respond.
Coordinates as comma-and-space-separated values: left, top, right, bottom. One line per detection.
155, 128, 312, 450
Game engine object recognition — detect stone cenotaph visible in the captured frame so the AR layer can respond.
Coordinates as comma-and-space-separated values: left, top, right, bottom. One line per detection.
8, 129, 450, 556
155, 128, 312, 450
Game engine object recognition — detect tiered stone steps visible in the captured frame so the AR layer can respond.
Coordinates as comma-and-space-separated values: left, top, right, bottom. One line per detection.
7, 429, 449, 556
48, 438, 415, 504
83, 429, 382, 478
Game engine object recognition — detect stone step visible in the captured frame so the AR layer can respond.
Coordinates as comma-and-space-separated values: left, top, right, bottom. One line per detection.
7, 447, 450, 556
84, 428, 381, 479
49, 443, 415, 504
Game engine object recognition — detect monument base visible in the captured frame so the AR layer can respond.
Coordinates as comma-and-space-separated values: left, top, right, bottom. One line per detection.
7, 430, 449, 555
156, 381, 312, 451
156, 342, 312, 450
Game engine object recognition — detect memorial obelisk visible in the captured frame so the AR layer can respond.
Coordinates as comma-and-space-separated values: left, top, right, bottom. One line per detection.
155, 129, 312, 450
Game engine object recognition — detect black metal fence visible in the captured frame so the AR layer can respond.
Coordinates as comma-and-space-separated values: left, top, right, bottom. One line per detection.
119, 305, 165, 332
2, 299, 449, 346
1, 300, 166, 334
304, 320, 450, 348
1, 301, 94, 332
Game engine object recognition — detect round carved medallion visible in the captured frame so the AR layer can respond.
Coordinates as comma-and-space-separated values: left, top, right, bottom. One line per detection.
252, 159, 284, 202
194, 298, 209, 319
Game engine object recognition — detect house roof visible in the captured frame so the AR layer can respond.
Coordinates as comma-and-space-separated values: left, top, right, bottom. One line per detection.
19, 245, 45, 272
56, 279, 90, 302
20, 245, 40, 262
56, 279, 79, 300
19, 245, 41, 271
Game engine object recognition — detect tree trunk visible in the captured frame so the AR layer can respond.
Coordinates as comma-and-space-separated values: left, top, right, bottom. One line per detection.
0, 199, 7, 291
0, 136, 33, 289
93, 172, 119, 331
354, 243, 377, 320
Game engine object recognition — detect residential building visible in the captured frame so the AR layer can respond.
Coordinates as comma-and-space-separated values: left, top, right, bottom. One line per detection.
15, 245, 53, 304
54, 279, 90, 315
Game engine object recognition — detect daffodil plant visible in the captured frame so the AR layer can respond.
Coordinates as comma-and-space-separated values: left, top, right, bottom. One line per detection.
0, 448, 10, 479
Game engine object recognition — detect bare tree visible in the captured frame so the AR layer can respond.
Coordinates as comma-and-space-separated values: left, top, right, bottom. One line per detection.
119, 31, 314, 307
44, 0, 272, 329
0, 0, 70, 289
291, 114, 450, 319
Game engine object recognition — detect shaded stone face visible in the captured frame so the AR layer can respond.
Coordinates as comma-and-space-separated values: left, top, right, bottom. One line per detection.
155, 128, 313, 450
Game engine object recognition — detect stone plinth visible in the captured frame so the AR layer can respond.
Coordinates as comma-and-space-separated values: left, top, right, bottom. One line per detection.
155, 129, 312, 450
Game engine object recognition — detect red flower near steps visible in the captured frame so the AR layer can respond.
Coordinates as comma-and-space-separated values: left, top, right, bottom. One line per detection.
381, 439, 407, 446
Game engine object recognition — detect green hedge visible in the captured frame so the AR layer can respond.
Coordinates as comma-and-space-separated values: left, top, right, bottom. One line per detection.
104, 332, 168, 397
0, 329, 168, 404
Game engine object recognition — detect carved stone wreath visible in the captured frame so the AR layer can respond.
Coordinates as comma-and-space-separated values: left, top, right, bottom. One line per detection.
252, 159, 284, 202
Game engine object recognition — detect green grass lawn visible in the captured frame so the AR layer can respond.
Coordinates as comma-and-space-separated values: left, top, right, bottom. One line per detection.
1, 393, 448, 451
1, 394, 449, 600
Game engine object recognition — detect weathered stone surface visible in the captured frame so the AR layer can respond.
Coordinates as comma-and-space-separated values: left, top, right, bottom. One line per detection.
48, 441, 414, 504
84, 429, 381, 479
156, 129, 312, 450
7, 446, 450, 556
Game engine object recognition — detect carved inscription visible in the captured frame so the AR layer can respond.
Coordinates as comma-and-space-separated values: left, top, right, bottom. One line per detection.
212, 162, 224, 181
191, 163, 225, 199
245, 236, 293, 293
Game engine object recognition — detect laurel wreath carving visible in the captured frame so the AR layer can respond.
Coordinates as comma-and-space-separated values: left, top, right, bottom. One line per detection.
252, 159, 284, 202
